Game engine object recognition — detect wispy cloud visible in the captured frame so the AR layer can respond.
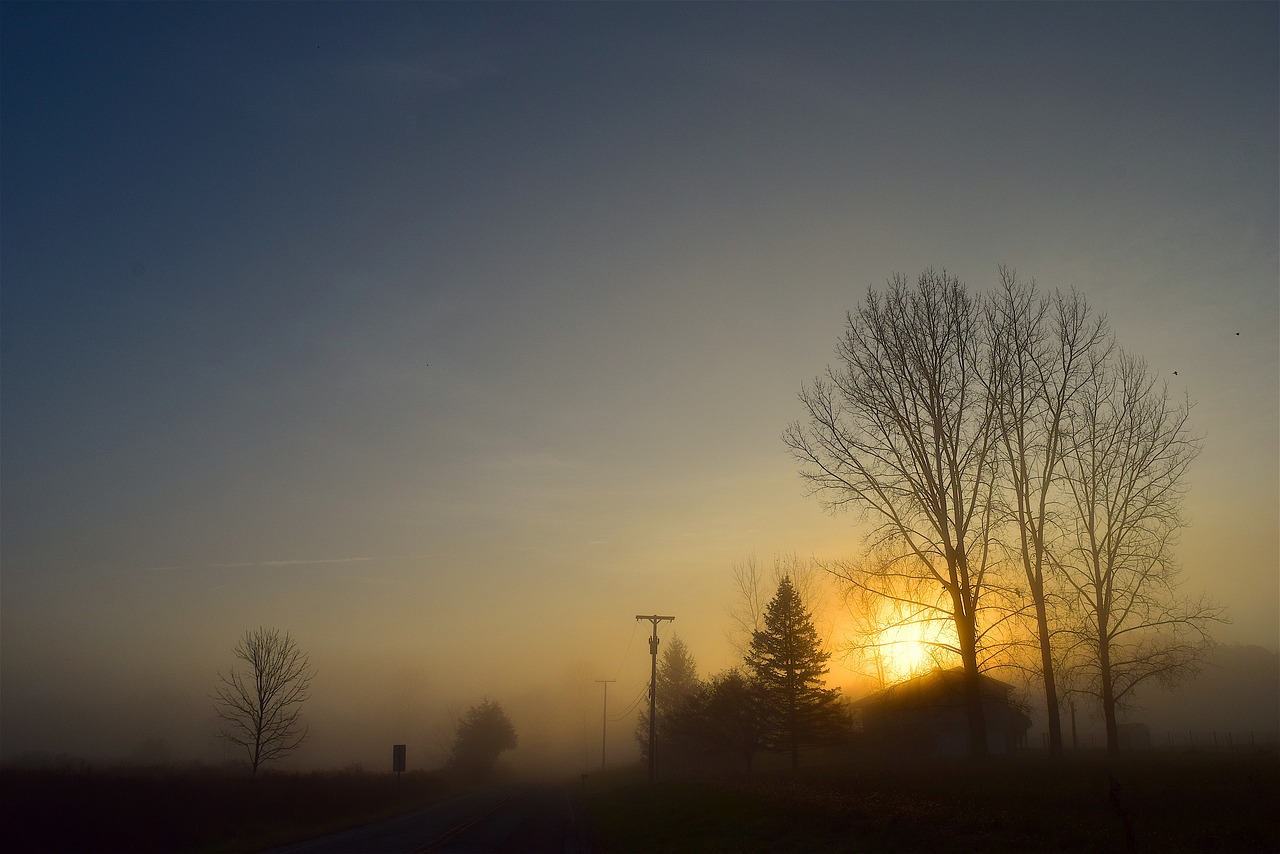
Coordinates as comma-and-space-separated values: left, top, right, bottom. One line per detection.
208, 557, 376, 569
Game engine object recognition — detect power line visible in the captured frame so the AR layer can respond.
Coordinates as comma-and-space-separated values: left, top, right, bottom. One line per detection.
611, 619, 639, 681
609, 683, 648, 721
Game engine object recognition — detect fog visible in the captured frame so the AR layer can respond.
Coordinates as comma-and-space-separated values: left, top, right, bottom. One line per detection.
2, 3, 1276, 777
3, 561, 1275, 774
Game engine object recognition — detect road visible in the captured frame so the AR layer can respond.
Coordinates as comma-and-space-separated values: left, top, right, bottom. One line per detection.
269, 784, 587, 854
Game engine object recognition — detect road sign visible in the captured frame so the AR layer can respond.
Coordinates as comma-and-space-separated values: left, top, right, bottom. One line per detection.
393, 744, 406, 773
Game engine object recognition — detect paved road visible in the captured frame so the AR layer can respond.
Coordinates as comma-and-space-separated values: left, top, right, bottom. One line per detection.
269, 784, 586, 854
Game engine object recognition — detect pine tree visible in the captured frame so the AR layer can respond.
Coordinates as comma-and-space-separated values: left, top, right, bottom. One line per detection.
667, 668, 766, 773
746, 577, 848, 769
634, 634, 699, 762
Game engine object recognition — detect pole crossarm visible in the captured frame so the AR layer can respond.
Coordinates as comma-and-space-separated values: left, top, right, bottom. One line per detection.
635, 614, 675, 783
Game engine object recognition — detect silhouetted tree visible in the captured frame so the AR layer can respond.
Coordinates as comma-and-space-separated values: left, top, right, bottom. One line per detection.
1055, 350, 1223, 756
445, 698, 517, 781
726, 554, 828, 657
746, 577, 848, 769
635, 634, 699, 762
786, 270, 999, 757
985, 268, 1111, 759
667, 668, 767, 773
212, 627, 315, 775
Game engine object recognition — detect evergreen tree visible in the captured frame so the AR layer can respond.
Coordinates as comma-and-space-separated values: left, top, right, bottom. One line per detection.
667, 668, 766, 773
746, 576, 848, 768
634, 634, 699, 762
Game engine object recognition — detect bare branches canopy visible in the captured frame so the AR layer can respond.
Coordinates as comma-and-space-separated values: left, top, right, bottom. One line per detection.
1056, 350, 1224, 755
212, 627, 315, 775
787, 268, 1223, 758
785, 269, 1000, 757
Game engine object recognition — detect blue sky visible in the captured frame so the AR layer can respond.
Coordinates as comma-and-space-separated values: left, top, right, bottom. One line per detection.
2, 2, 1276, 768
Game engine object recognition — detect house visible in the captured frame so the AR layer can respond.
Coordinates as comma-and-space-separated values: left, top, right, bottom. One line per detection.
851, 668, 1032, 758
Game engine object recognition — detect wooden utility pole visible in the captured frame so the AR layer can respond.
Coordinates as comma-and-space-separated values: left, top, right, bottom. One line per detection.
594, 678, 615, 770
635, 614, 675, 783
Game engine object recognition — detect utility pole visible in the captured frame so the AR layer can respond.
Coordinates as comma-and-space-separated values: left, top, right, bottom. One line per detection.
635, 614, 675, 784
594, 678, 615, 770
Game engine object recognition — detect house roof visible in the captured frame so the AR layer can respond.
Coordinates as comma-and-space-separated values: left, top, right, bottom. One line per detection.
852, 667, 1016, 713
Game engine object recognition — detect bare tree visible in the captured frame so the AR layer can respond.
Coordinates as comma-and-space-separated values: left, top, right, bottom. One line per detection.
726, 554, 827, 657
785, 270, 1001, 757
213, 627, 315, 774
1055, 351, 1224, 756
985, 268, 1111, 758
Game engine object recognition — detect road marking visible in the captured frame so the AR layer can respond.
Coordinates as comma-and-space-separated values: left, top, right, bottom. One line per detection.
409, 792, 518, 852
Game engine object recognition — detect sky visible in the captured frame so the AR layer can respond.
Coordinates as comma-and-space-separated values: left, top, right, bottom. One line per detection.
2, 2, 1276, 772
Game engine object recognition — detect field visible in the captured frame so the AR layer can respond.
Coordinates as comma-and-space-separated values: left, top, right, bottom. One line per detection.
3, 750, 1275, 852
0, 764, 457, 853
580, 750, 1280, 852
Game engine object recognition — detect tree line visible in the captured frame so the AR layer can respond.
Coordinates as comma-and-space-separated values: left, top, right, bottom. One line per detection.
784, 268, 1223, 758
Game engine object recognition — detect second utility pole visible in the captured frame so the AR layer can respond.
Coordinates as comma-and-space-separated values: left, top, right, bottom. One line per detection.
635, 614, 675, 784
594, 678, 615, 770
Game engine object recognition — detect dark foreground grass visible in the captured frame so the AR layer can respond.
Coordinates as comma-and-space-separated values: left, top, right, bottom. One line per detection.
0, 764, 457, 853
580, 750, 1280, 852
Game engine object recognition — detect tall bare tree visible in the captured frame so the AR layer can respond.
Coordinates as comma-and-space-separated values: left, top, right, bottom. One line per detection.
985, 268, 1111, 758
785, 270, 1000, 757
1055, 351, 1223, 756
213, 627, 315, 774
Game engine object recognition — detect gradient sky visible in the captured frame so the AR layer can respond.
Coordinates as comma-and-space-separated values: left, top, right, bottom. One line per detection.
2, 2, 1276, 770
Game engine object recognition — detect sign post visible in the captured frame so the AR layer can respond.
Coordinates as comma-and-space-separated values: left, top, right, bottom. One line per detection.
392, 744, 406, 796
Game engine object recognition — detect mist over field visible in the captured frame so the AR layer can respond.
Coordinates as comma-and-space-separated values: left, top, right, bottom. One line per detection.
2, 0, 1276, 791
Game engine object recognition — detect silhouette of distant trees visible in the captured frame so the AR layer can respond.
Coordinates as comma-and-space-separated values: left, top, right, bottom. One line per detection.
746, 577, 850, 768
445, 698, 517, 782
212, 627, 315, 775
666, 668, 767, 773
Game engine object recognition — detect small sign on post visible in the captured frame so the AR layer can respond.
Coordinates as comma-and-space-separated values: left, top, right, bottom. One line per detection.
393, 744, 406, 775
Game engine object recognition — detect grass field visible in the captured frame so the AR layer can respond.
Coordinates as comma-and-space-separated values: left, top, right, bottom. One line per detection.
579, 750, 1280, 852
0, 764, 458, 853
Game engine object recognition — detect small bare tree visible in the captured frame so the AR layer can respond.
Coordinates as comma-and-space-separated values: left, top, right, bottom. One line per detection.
1055, 351, 1224, 756
213, 627, 315, 774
